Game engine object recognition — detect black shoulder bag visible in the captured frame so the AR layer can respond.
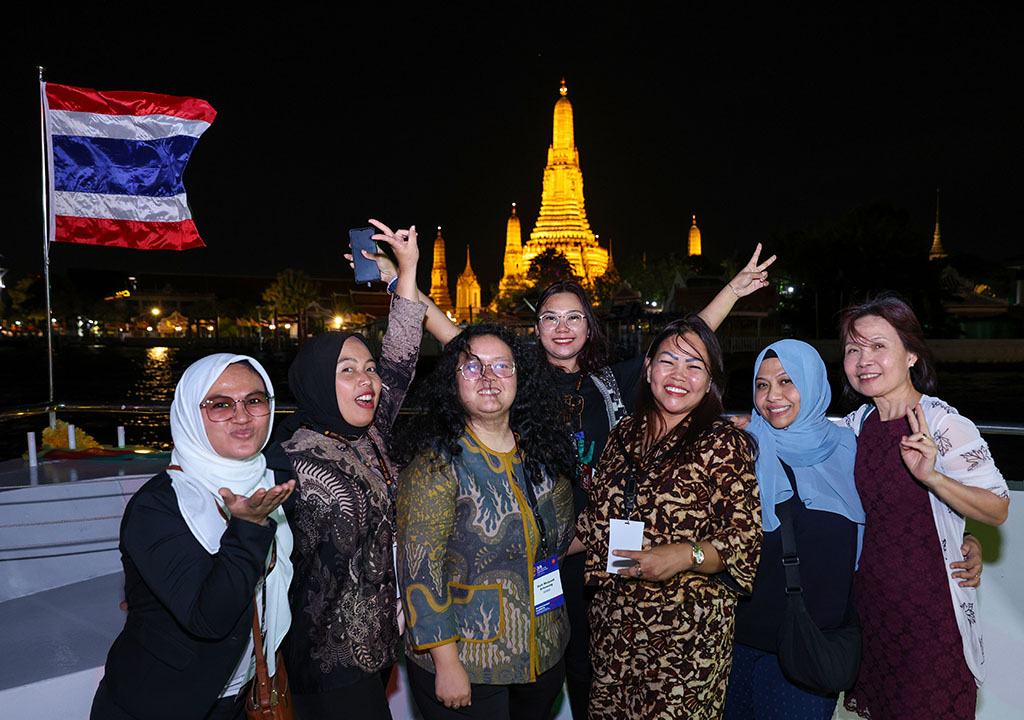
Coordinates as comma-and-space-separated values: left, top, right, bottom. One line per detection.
775, 498, 862, 695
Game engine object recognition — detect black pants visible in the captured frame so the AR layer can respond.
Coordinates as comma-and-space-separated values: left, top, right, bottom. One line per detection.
561, 551, 594, 720
292, 669, 393, 720
90, 677, 246, 720
407, 656, 566, 720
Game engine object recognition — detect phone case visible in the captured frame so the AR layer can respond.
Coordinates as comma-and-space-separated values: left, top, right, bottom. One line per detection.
349, 227, 379, 284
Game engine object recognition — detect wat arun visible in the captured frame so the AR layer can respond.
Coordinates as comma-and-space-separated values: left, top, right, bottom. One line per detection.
503, 80, 609, 289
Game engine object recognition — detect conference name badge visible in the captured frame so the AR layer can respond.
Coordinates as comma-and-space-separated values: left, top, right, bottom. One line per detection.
606, 518, 645, 573
533, 556, 564, 616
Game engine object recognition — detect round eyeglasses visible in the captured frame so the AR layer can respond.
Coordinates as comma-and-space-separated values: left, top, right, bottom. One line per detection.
200, 393, 274, 422
458, 359, 517, 381
538, 311, 586, 331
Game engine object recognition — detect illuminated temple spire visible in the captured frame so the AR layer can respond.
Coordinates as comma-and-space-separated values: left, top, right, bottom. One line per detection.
929, 188, 948, 260
500, 203, 523, 292
455, 245, 482, 323
688, 215, 702, 256
524, 79, 609, 284
428, 226, 453, 313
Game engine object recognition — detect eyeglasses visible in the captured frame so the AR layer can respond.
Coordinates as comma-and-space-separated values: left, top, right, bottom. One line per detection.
458, 359, 517, 381
200, 393, 274, 422
538, 311, 586, 331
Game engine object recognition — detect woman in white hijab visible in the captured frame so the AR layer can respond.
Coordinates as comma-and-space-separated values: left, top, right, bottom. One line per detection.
90, 354, 295, 720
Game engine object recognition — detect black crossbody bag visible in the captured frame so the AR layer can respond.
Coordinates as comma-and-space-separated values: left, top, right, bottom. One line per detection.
775, 497, 862, 695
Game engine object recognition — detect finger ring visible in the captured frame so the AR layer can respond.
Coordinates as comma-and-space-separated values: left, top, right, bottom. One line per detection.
635, 566, 644, 578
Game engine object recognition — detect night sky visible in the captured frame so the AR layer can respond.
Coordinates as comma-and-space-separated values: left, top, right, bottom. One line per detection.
4, 5, 1020, 299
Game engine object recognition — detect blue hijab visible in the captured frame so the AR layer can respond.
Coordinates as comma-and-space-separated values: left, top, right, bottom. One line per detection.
747, 339, 864, 533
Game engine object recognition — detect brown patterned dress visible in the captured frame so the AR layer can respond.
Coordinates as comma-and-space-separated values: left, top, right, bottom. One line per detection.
577, 415, 761, 720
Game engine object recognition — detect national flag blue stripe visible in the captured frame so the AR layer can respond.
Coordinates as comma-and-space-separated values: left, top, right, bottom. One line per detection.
51, 134, 200, 197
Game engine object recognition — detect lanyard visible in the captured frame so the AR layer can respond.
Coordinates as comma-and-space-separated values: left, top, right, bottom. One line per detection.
513, 437, 551, 558
614, 433, 642, 520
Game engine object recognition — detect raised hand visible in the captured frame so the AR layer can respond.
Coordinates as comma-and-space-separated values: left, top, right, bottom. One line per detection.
728, 243, 776, 298
368, 218, 420, 273
343, 249, 397, 284
900, 403, 939, 486
218, 480, 295, 526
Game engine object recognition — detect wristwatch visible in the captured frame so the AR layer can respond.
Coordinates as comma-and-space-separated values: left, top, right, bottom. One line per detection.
691, 543, 705, 568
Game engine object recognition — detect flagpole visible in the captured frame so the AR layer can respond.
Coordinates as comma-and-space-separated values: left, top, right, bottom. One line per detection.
38, 66, 55, 406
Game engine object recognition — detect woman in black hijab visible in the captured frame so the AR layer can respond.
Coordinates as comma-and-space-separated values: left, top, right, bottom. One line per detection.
272, 224, 425, 719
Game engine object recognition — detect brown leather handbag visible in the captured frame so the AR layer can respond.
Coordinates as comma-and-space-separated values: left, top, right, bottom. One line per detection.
244, 597, 293, 720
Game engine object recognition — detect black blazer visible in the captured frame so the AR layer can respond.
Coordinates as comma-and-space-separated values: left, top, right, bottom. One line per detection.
91, 471, 277, 720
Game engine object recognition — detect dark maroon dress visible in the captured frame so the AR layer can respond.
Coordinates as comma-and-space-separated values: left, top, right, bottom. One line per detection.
844, 412, 975, 720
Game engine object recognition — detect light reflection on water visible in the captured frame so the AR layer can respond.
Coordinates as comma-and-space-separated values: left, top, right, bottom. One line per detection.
132, 347, 178, 405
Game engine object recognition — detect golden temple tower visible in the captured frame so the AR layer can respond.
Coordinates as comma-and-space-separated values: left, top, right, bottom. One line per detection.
688, 215, 702, 256
523, 79, 608, 284
428, 226, 454, 314
455, 245, 482, 323
500, 203, 524, 293
929, 188, 948, 260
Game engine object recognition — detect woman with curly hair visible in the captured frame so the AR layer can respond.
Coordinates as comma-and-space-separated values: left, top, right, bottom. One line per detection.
395, 324, 576, 720
364, 222, 774, 719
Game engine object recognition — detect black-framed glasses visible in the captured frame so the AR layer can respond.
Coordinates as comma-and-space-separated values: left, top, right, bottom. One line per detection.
200, 393, 274, 422
538, 311, 586, 331
458, 359, 517, 381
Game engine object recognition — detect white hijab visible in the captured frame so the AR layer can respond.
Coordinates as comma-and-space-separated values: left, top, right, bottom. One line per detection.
168, 353, 293, 679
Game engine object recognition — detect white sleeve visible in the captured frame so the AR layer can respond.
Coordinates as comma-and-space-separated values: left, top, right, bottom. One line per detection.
931, 411, 1009, 499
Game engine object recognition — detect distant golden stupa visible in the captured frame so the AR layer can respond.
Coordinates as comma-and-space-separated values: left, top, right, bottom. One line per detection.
688, 215, 702, 256
929, 188, 948, 260
428, 226, 454, 314
499, 203, 524, 294
518, 79, 609, 285
455, 245, 482, 322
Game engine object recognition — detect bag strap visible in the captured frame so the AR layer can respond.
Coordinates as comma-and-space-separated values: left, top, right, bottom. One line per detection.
250, 594, 272, 708
776, 482, 804, 596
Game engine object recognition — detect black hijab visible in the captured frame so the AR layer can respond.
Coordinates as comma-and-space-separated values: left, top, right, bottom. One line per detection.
278, 331, 374, 441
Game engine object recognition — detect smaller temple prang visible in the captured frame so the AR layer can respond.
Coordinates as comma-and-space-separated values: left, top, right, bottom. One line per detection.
929, 187, 948, 260
428, 225, 454, 313
455, 244, 482, 323
688, 215, 702, 257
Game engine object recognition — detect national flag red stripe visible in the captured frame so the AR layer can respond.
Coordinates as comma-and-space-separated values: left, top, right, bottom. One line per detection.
45, 83, 217, 124
54, 215, 206, 251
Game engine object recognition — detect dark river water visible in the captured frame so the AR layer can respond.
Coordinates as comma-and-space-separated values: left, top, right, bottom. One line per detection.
1, 341, 1021, 477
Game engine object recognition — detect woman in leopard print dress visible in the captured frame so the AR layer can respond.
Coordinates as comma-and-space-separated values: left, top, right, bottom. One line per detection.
576, 316, 761, 720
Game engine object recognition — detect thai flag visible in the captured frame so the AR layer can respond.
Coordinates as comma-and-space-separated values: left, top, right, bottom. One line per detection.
42, 82, 216, 251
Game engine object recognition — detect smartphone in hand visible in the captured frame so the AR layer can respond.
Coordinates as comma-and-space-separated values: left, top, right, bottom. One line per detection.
349, 227, 380, 285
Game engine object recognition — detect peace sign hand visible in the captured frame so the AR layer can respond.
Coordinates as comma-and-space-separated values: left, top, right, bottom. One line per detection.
900, 403, 939, 488
727, 243, 777, 298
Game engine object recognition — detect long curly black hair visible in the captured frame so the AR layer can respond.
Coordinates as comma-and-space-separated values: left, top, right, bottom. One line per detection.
395, 324, 575, 485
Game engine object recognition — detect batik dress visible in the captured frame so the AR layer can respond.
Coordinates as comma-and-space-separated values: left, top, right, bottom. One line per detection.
281, 295, 425, 695
578, 415, 761, 720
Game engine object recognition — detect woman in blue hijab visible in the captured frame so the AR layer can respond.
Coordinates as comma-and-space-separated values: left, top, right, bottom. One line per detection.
723, 339, 864, 719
